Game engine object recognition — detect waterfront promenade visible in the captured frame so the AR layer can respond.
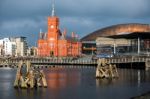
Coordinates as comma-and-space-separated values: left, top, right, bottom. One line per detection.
0, 55, 149, 70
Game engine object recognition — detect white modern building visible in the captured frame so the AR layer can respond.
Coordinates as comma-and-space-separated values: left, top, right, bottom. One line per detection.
14, 37, 28, 56
3, 38, 16, 56
0, 37, 28, 57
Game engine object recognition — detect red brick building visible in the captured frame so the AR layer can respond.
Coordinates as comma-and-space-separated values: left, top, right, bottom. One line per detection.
37, 4, 81, 57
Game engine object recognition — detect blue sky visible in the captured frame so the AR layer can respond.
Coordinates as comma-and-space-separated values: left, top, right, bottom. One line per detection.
0, 0, 150, 46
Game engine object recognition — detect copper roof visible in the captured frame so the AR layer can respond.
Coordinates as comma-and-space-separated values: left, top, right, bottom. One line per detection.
81, 23, 150, 41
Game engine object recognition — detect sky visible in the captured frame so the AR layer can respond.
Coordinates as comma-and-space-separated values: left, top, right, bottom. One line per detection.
0, 0, 150, 46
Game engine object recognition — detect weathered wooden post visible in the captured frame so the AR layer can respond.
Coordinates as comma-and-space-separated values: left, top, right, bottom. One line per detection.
37, 76, 42, 87
20, 76, 27, 88
145, 60, 150, 71
26, 60, 31, 73
40, 70, 47, 87
96, 59, 101, 78
14, 61, 23, 88
30, 70, 34, 88
96, 58, 119, 78
14, 60, 48, 89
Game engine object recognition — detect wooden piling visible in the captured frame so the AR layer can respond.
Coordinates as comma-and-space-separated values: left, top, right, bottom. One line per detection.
40, 70, 47, 88
96, 58, 119, 78
20, 76, 27, 88
26, 60, 31, 73
145, 60, 150, 71
14, 61, 23, 88
29, 70, 34, 88
14, 60, 48, 89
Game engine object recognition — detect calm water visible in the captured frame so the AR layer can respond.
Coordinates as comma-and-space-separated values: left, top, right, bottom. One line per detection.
0, 67, 150, 99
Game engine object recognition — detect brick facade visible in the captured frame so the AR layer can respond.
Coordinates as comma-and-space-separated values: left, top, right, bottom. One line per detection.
37, 16, 81, 57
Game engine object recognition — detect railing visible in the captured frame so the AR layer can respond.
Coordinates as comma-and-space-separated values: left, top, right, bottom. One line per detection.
0, 56, 149, 66
0, 58, 97, 66
106, 57, 150, 64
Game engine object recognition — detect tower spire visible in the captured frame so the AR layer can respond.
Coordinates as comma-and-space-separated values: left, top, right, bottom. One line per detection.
51, 0, 55, 16
40, 28, 42, 33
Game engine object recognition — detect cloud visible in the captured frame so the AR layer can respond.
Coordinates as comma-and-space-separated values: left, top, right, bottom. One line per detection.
1, 0, 150, 19
57, 0, 150, 18
0, 18, 47, 45
0, 0, 150, 45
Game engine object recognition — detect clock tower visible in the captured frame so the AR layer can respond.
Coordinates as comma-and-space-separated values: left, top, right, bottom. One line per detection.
37, 0, 81, 57
47, 17, 59, 39
47, 0, 59, 56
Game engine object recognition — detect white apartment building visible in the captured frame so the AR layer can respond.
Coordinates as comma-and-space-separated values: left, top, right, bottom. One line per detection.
3, 38, 16, 56
0, 37, 28, 57
14, 37, 28, 56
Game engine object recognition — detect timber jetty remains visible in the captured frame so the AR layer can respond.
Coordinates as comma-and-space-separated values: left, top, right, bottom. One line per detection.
14, 61, 47, 88
96, 58, 119, 78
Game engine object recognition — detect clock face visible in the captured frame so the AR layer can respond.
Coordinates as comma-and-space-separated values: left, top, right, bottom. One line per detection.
50, 25, 54, 28
49, 38, 54, 41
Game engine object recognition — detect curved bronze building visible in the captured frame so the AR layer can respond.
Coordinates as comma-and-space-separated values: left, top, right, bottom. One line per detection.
81, 23, 150, 41
81, 23, 150, 55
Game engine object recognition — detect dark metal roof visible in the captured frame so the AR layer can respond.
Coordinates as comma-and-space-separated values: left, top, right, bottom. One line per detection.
108, 32, 150, 39
81, 23, 150, 41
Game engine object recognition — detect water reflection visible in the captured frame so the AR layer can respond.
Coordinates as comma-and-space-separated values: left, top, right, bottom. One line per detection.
137, 70, 141, 87
0, 68, 150, 99
46, 68, 81, 90
96, 78, 118, 87
96, 69, 150, 88
14, 88, 47, 99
